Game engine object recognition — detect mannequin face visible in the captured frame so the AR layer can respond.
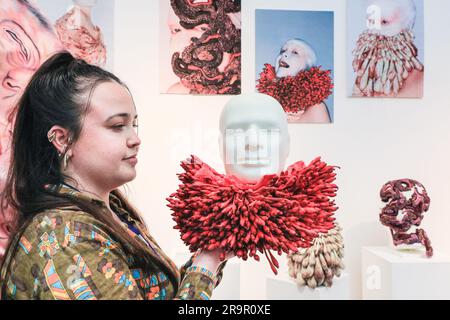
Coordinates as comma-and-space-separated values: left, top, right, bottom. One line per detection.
219, 93, 290, 183
366, 0, 416, 37
276, 40, 309, 78
0, 0, 60, 122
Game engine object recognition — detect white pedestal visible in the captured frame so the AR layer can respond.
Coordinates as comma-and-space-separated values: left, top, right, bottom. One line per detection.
173, 251, 241, 300
362, 246, 450, 300
266, 272, 350, 300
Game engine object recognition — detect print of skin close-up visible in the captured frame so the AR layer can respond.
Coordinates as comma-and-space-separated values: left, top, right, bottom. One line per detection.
0, 0, 61, 259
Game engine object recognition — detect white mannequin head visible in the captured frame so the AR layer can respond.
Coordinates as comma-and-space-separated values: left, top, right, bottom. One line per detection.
275, 39, 317, 78
366, 0, 416, 37
219, 93, 290, 183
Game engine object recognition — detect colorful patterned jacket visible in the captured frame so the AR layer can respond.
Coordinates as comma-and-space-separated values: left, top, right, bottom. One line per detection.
0, 183, 226, 300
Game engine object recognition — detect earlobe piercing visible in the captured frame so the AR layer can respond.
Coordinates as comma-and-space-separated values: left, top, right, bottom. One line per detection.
63, 152, 70, 171
47, 131, 73, 170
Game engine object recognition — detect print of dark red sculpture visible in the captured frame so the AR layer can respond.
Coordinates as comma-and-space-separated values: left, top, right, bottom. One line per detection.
170, 0, 241, 94
379, 179, 433, 257
167, 155, 339, 274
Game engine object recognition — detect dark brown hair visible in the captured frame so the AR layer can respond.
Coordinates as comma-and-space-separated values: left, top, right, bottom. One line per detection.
1, 52, 177, 293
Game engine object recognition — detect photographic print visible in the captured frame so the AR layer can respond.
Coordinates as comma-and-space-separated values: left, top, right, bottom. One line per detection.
255, 9, 334, 124
159, 0, 241, 95
39, 0, 115, 70
348, 0, 424, 98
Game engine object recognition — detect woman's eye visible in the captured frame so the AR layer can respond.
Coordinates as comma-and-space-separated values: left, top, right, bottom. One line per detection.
171, 28, 182, 35
381, 20, 388, 25
112, 124, 125, 131
292, 50, 299, 55
280, 49, 286, 54
111, 122, 139, 132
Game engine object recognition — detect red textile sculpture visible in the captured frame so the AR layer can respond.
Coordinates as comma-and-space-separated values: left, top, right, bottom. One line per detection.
167, 155, 339, 274
257, 64, 333, 114
379, 179, 433, 257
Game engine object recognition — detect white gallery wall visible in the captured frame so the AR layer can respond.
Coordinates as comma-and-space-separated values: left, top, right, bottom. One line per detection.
113, 0, 450, 299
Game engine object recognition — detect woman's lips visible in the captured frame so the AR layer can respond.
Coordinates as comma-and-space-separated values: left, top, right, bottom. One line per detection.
123, 155, 138, 165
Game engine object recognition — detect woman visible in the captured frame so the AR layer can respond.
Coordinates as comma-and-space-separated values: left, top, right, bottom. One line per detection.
0, 52, 229, 300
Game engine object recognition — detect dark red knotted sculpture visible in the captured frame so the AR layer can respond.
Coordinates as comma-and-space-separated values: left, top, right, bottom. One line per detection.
379, 179, 433, 257
167, 155, 339, 274
257, 64, 333, 114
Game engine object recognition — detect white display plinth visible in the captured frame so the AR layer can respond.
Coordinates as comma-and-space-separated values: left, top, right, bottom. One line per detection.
173, 251, 241, 300
362, 246, 450, 300
266, 272, 350, 300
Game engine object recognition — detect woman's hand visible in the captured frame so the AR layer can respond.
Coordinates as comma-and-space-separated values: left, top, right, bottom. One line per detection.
191, 248, 234, 274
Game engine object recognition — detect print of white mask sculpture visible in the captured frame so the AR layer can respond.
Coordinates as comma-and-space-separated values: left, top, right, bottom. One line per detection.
275, 39, 317, 78
353, 0, 423, 97
219, 93, 290, 182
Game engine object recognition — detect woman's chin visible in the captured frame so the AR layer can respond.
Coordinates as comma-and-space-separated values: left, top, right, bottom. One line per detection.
118, 168, 137, 184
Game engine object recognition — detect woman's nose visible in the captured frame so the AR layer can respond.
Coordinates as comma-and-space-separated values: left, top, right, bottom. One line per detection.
128, 129, 141, 148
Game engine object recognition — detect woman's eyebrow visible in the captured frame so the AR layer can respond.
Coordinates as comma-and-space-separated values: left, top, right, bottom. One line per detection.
105, 113, 138, 121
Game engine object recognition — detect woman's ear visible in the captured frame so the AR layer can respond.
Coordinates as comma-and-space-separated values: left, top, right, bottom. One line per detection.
47, 125, 72, 155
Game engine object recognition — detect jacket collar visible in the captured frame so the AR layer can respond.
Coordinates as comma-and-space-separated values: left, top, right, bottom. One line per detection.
43, 183, 181, 288
44, 182, 113, 210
